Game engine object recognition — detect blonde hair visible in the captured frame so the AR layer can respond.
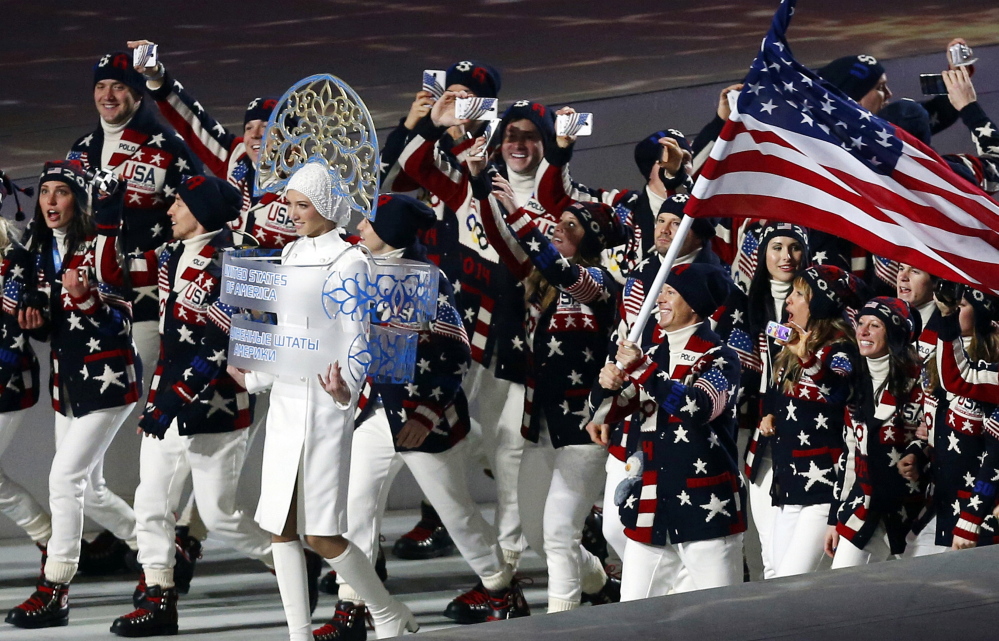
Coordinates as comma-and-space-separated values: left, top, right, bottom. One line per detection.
0, 217, 11, 251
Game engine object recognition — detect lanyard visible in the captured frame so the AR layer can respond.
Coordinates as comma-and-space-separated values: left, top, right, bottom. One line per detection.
51, 238, 62, 273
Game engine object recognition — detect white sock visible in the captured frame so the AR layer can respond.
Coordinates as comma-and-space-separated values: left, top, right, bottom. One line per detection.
145, 568, 175, 589
44, 559, 76, 584
338, 582, 363, 604
580, 546, 608, 594
272, 540, 311, 641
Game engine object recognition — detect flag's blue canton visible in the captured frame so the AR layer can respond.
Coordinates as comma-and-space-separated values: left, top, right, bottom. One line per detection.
727, 327, 755, 355
232, 162, 248, 183
614, 202, 630, 224
738, 0, 903, 177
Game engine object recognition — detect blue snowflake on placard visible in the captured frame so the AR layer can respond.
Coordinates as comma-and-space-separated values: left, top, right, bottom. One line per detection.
366, 326, 419, 384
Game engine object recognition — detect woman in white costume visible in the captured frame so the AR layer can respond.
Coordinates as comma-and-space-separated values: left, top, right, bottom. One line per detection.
231, 162, 417, 641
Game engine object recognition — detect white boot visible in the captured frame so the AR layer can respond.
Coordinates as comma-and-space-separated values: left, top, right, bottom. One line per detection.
327, 542, 418, 638
272, 540, 312, 641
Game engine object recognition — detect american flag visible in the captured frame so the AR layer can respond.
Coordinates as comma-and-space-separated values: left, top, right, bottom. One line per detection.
686, 0, 999, 293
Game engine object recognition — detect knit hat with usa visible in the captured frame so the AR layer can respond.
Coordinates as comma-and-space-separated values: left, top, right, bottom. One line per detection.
39, 160, 89, 204
93, 51, 146, 95
800, 265, 869, 320
634, 129, 691, 180
658, 194, 716, 241
963, 287, 999, 336
178, 175, 241, 231
817, 54, 885, 102
446, 60, 502, 98
859, 297, 922, 353
566, 201, 628, 258
666, 263, 731, 319
371, 193, 436, 250
498, 101, 555, 150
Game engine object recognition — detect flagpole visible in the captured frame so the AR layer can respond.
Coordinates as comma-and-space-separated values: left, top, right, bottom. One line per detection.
618, 214, 695, 366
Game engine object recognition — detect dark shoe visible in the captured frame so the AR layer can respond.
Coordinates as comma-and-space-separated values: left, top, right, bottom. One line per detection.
443, 580, 530, 624
78, 530, 129, 575
319, 570, 339, 596
392, 501, 456, 560
132, 573, 147, 609
173, 533, 202, 595
313, 600, 366, 641
581, 576, 620, 606
306, 548, 323, 615
110, 584, 179, 637
581, 506, 608, 565
5, 579, 69, 629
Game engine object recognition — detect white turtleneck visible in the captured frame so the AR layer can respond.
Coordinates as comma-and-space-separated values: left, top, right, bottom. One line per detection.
770, 279, 792, 321
52, 227, 69, 265
666, 322, 701, 377
867, 353, 892, 419
673, 248, 700, 266
378, 247, 406, 260
508, 170, 536, 208
100, 115, 135, 169
174, 230, 219, 292
645, 185, 666, 217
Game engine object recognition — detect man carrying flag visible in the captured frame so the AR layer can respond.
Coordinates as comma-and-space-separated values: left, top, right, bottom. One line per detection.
686, 0, 999, 295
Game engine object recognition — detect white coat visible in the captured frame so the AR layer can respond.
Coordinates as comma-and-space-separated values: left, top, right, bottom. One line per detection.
248, 230, 370, 536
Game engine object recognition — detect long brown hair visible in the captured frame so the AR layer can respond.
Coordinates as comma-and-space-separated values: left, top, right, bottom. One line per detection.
773, 277, 855, 394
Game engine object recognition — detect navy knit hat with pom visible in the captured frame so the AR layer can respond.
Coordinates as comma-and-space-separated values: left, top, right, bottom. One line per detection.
634, 129, 691, 180
177, 175, 241, 232
446, 60, 502, 98
371, 193, 436, 250
93, 51, 146, 95
818, 54, 885, 102
666, 263, 731, 319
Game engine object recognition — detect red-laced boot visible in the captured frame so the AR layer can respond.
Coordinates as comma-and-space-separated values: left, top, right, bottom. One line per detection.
5, 579, 70, 629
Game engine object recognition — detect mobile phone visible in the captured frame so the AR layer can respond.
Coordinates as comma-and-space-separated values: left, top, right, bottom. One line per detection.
422, 69, 446, 101
934, 280, 966, 307
455, 97, 498, 121
765, 321, 792, 342
919, 73, 948, 96
555, 112, 593, 137
469, 120, 500, 158
132, 44, 158, 69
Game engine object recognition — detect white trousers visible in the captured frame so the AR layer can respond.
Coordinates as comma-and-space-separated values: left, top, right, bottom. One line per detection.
518, 426, 607, 605
748, 450, 779, 579
0, 409, 51, 542
48, 403, 137, 566
340, 407, 505, 582
464, 360, 526, 554
601, 455, 629, 560
902, 517, 949, 558
771, 502, 831, 577
135, 422, 272, 572
831, 522, 891, 568
620, 534, 744, 600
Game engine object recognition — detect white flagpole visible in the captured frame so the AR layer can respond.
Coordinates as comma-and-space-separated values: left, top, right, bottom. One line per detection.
618, 214, 695, 365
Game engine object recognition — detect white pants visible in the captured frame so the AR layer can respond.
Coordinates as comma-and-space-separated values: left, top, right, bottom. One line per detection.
464, 360, 526, 554
48, 403, 137, 566
135, 422, 272, 573
0, 409, 51, 542
902, 517, 949, 558
831, 522, 891, 568
340, 407, 506, 582
748, 450, 779, 579
620, 534, 744, 600
518, 426, 607, 606
771, 502, 831, 577
601, 455, 629, 560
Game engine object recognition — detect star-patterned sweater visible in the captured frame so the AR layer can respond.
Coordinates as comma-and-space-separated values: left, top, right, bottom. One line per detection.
599, 322, 744, 546
67, 100, 203, 322
533, 142, 693, 283
355, 248, 472, 454
833, 367, 924, 554
397, 115, 530, 384
766, 338, 858, 507
147, 70, 297, 250
28, 222, 140, 417
94, 192, 250, 437
0, 243, 40, 412
473, 185, 620, 448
